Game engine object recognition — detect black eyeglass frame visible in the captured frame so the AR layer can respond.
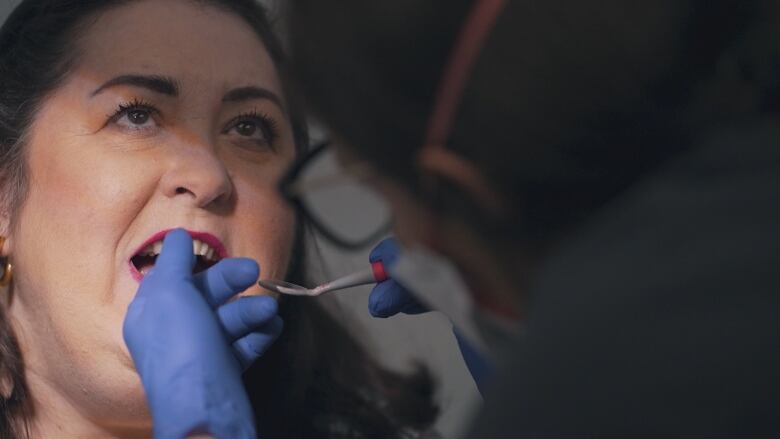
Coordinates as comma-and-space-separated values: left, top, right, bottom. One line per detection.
278, 141, 392, 250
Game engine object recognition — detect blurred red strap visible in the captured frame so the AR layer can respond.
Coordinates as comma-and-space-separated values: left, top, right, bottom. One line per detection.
424, 0, 507, 148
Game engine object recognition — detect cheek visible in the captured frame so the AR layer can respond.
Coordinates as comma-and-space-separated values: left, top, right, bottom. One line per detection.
19, 138, 156, 283
13, 127, 160, 349
231, 175, 297, 295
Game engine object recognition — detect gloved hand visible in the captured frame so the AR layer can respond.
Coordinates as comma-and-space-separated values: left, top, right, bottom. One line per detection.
124, 229, 282, 439
195, 258, 284, 371
368, 237, 492, 393
368, 238, 428, 318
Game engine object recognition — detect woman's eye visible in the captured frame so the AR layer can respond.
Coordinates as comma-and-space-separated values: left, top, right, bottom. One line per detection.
116, 108, 156, 129
126, 109, 151, 126
235, 120, 260, 138
109, 101, 159, 131
225, 114, 278, 148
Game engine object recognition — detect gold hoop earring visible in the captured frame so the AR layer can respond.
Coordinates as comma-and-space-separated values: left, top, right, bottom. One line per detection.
0, 236, 12, 287
0, 262, 12, 287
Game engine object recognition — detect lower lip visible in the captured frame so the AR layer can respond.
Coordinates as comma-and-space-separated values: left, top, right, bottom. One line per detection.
128, 229, 228, 283
129, 262, 144, 283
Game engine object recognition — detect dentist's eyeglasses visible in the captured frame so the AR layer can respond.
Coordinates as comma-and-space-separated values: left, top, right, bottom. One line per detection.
279, 142, 392, 249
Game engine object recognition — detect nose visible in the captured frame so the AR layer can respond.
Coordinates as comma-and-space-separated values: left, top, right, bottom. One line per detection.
159, 136, 234, 209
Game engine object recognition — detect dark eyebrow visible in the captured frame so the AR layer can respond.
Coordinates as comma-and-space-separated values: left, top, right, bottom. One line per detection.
222, 86, 286, 113
91, 74, 179, 97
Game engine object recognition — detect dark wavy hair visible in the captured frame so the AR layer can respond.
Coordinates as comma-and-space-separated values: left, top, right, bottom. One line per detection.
0, 1, 438, 437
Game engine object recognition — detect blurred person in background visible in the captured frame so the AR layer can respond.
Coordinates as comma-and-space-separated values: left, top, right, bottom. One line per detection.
286, 0, 780, 437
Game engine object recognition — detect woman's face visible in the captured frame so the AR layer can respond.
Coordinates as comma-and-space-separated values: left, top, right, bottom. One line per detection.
4, 0, 296, 428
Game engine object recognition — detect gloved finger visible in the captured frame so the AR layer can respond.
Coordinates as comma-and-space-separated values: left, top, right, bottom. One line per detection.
217, 295, 278, 342
369, 279, 427, 318
193, 258, 260, 308
369, 237, 401, 267
154, 229, 196, 277
232, 316, 284, 370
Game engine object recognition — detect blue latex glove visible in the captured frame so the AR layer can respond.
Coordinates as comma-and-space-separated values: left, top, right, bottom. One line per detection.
124, 229, 282, 438
368, 238, 428, 318
368, 237, 492, 393
194, 260, 283, 370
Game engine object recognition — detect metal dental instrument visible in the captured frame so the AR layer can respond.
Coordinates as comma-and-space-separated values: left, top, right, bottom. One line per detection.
258, 261, 388, 297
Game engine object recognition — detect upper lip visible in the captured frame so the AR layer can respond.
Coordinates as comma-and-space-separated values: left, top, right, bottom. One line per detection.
130, 228, 229, 263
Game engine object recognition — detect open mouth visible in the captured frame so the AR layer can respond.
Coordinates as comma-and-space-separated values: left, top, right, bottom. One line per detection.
129, 231, 226, 281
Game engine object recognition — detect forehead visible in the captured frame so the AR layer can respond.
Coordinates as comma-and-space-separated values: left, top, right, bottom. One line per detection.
72, 0, 281, 95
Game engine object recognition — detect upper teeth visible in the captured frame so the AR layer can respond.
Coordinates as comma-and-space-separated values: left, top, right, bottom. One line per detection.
139, 239, 219, 261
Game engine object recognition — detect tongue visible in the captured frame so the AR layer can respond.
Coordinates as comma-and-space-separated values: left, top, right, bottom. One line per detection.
133, 254, 157, 276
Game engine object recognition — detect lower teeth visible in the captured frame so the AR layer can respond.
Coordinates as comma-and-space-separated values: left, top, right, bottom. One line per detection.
139, 265, 154, 276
